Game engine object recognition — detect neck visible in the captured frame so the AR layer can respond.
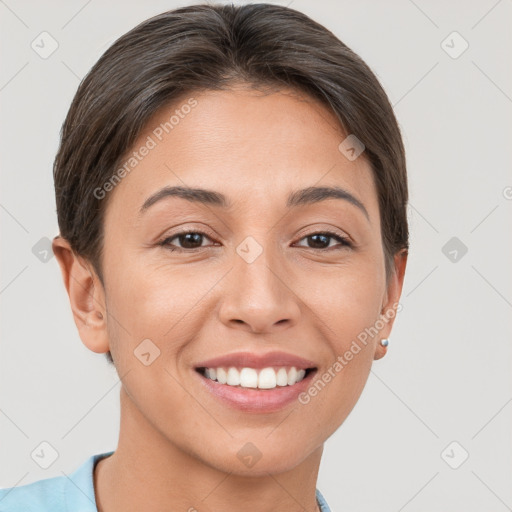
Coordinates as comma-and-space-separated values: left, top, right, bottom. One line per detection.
94, 387, 323, 512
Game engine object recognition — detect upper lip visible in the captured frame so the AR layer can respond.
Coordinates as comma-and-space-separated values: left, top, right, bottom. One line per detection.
194, 351, 318, 370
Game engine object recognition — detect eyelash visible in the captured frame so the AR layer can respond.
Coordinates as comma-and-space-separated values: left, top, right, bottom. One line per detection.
157, 229, 353, 252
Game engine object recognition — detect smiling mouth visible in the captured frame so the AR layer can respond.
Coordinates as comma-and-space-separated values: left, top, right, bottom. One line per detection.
195, 366, 317, 390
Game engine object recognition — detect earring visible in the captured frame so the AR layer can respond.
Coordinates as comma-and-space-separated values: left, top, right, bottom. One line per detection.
380, 338, 389, 347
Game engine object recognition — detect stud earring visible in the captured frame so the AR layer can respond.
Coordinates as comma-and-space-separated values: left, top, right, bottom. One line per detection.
380, 338, 389, 347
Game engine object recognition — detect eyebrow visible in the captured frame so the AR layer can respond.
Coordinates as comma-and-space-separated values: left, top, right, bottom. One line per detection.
139, 185, 369, 220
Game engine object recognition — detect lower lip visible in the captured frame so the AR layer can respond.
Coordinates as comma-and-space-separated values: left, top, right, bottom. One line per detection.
195, 369, 317, 413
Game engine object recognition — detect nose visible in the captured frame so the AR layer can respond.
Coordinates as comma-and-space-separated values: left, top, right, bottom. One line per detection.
218, 241, 301, 334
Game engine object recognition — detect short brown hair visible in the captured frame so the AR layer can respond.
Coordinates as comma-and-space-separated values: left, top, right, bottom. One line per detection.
53, 3, 409, 365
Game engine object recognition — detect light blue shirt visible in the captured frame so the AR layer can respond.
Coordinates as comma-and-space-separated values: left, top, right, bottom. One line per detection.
0, 451, 331, 511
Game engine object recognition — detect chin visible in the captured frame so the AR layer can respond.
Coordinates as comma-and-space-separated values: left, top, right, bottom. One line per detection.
200, 439, 317, 477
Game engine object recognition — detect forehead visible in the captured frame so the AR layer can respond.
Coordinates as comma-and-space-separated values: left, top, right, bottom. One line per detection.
105, 86, 378, 221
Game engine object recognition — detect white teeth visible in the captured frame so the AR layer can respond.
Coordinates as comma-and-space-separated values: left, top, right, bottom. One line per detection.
202, 365, 309, 389
226, 367, 240, 386
258, 368, 276, 389
216, 367, 227, 384
276, 368, 288, 387
205, 368, 216, 380
240, 368, 258, 388
287, 367, 297, 385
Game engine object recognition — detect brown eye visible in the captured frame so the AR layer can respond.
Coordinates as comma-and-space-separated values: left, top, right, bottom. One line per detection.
159, 231, 214, 251
296, 231, 352, 250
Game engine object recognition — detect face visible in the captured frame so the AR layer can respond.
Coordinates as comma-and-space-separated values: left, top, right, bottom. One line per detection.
56, 85, 406, 476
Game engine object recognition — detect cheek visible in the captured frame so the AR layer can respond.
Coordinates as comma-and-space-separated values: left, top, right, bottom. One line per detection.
298, 293, 379, 439
301, 261, 385, 340
294, 265, 384, 429
104, 259, 220, 361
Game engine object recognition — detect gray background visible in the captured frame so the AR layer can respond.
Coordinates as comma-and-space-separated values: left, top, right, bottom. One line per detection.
1, 0, 511, 510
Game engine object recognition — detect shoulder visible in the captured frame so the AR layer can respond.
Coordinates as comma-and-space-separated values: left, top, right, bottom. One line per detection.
0, 451, 114, 512
0, 474, 66, 511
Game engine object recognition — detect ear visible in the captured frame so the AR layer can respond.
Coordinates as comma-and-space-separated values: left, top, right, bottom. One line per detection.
374, 249, 408, 360
52, 235, 110, 355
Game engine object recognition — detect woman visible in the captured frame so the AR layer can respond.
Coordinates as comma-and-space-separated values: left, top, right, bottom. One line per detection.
0, 3, 408, 511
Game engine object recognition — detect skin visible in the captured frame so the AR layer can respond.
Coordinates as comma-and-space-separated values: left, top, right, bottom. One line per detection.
53, 84, 407, 512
